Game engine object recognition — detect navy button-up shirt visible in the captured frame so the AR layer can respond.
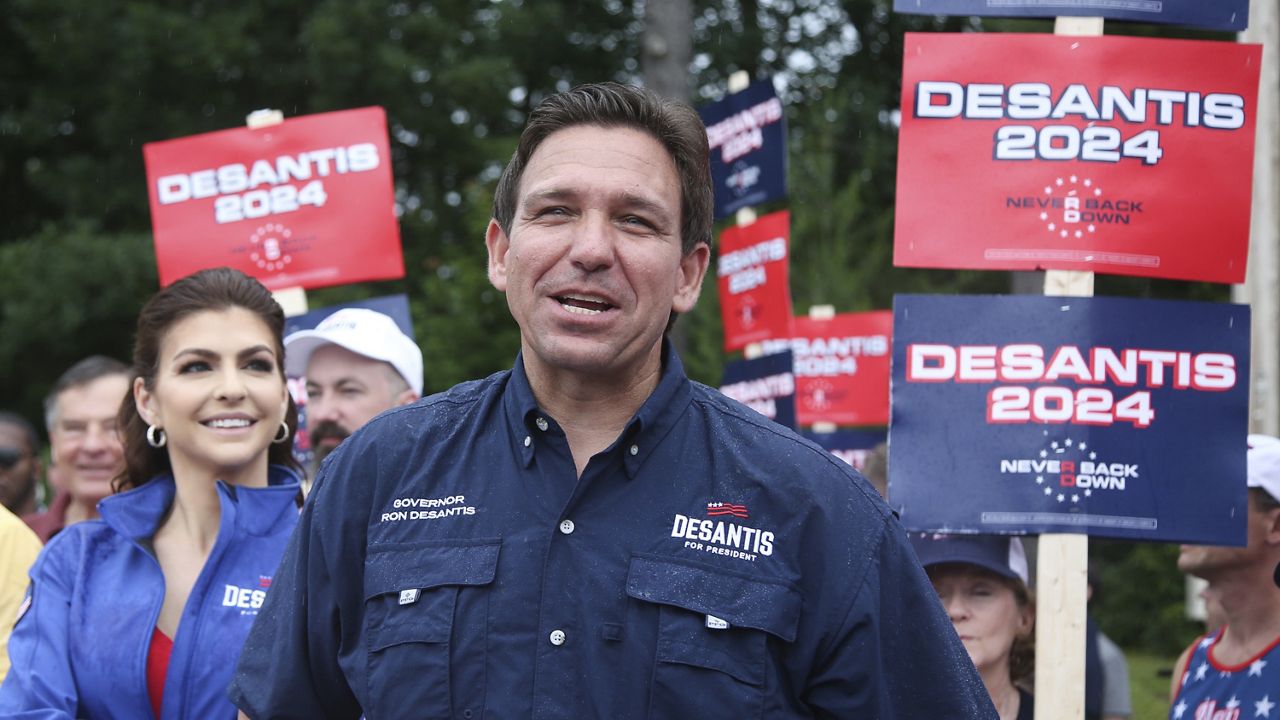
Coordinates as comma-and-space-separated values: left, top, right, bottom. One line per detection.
231, 346, 994, 719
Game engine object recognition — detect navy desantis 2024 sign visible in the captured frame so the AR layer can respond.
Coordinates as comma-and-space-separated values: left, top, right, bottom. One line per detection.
719, 351, 797, 430
699, 79, 788, 219
893, 0, 1249, 32
890, 295, 1249, 544
895, 34, 1261, 284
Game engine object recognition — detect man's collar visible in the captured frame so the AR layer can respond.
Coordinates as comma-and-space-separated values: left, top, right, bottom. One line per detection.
503, 341, 694, 476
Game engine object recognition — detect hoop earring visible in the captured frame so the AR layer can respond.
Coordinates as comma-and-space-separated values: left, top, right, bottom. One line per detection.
273, 421, 291, 444
146, 425, 167, 448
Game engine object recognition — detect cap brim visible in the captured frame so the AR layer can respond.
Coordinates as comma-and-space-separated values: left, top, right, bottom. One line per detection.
283, 332, 336, 378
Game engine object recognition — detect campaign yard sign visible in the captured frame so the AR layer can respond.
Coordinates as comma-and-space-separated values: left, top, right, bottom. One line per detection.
717, 210, 794, 351
144, 107, 403, 290
762, 311, 892, 427
801, 428, 887, 473
895, 34, 1261, 284
719, 351, 797, 429
890, 294, 1249, 545
699, 79, 788, 219
893, 0, 1249, 32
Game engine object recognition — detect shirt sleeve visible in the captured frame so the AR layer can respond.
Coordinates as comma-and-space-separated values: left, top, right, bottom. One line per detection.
228, 453, 366, 719
0, 532, 81, 719
1097, 632, 1132, 717
802, 515, 998, 719
0, 513, 41, 683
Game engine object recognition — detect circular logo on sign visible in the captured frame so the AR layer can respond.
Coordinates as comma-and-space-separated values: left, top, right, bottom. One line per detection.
249, 223, 294, 272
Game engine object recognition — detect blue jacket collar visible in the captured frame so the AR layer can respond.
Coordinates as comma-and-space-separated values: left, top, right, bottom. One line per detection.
98, 465, 301, 540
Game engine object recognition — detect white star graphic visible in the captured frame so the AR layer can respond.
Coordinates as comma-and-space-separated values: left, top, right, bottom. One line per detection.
1094, 188, 1102, 196
1040, 450, 1048, 458
1051, 441, 1059, 449
1256, 695, 1275, 717
1173, 699, 1187, 718
1044, 487, 1052, 496
1084, 489, 1092, 497
1250, 659, 1267, 677
1088, 224, 1096, 232
1057, 494, 1065, 502
1048, 223, 1056, 231
1072, 494, 1079, 503
1065, 438, 1073, 446
1220, 670, 1230, 679
1044, 186, 1053, 195
1060, 230, 1068, 238
1090, 451, 1097, 460
1056, 177, 1064, 186
1083, 178, 1093, 187
1036, 476, 1045, 484
1200, 637, 1215, 649
1079, 442, 1087, 450
1226, 695, 1240, 709
1070, 175, 1078, 183
1195, 662, 1209, 681
1040, 212, 1048, 221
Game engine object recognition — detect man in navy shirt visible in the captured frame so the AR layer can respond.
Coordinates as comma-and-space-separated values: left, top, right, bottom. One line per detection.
231, 82, 994, 719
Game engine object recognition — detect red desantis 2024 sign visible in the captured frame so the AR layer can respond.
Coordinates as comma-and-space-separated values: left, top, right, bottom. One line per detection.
143, 107, 403, 289
765, 311, 893, 427
717, 210, 794, 351
895, 34, 1261, 284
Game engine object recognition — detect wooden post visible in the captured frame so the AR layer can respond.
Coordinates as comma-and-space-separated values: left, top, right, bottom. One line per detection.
246, 109, 309, 318
1032, 17, 1103, 720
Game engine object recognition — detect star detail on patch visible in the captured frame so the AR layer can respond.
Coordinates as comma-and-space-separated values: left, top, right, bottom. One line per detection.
1172, 700, 1187, 719
1256, 695, 1275, 718
1194, 662, 1208, 681
1250, 659, 1267, 677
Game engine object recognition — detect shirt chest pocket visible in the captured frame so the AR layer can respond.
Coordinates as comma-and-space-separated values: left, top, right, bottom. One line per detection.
363, 539, 501, 720
625, 555, 802, 720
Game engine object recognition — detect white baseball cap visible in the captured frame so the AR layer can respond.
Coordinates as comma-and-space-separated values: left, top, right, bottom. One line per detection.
284, 308, 423, 396
1248, 434, 1280, 503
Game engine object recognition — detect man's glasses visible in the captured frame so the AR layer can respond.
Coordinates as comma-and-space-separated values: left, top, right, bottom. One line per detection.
0, 447, 29, 470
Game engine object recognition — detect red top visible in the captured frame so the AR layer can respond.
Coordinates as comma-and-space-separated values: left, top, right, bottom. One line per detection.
147, 627, 173, 718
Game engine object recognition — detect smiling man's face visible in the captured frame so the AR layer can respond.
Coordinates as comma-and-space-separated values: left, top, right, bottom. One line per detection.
485, 124, 708, 384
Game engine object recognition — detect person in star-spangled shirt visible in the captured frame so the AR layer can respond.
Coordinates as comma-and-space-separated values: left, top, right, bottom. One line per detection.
1169, 435, 1280, 720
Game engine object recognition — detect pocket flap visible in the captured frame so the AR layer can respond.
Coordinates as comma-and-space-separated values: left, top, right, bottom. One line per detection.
625, 555, 801, 642
365, 538, 501, 600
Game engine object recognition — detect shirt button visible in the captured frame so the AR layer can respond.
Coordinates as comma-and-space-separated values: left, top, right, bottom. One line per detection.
559, 519, 575, 535
536, 417, 549, 431
629, 444, 639, 456
524, 435, 532, 447
549, 629, 566, 646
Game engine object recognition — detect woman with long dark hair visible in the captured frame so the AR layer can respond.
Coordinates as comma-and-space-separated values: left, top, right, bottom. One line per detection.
0, 268, 302, 719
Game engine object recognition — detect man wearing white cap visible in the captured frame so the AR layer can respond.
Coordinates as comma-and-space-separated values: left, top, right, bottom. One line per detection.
1169, 435, 1280, 720
284, 308, 423, 466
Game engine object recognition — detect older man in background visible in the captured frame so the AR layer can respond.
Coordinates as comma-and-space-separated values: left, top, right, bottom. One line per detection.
24, 356, 130, 542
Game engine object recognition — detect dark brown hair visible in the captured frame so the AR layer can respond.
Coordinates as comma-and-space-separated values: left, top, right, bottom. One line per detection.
115, 268, 300, 491
492, 82, 713, 256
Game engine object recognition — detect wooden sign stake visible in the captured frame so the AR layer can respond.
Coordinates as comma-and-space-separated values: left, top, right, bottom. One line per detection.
1034, 18, 1103, 720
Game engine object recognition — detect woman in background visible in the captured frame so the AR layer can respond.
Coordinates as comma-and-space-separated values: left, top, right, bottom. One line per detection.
0, 267, 302, 719
912, 533, 1036, 720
